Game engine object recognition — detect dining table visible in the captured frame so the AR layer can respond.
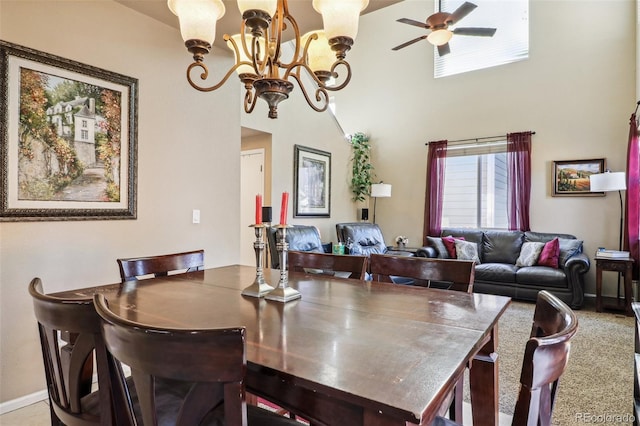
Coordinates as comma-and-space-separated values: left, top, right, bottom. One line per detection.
56, 265, 511, 426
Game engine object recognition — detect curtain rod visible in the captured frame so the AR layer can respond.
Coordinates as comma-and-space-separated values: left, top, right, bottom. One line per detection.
425, 131, 536, 145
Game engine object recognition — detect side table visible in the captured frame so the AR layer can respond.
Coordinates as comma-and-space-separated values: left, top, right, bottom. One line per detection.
389, 245, 420, 254
595, 257, 635, 316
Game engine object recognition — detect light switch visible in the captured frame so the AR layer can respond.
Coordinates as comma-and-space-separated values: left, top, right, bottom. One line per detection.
192, 209, 200, 224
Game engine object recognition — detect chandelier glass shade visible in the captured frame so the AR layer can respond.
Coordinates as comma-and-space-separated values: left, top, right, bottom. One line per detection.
168, 0, 369, 119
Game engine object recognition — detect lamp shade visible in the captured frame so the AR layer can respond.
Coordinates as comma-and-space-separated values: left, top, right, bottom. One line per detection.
371, 183, 392, 198
237, 0, 277, 17
227, 33, 264, 75
312, 0, 369, 40
301, 31, 334, 73
589, 171, 627, 192
168, 0, 225, 45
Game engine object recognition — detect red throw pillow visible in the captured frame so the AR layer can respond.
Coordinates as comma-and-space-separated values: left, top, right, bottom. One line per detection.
537, 237, 560, 268
442, 236, 465, 258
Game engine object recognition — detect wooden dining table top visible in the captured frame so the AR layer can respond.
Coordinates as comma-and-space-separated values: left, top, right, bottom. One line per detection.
57, 265, 511, 426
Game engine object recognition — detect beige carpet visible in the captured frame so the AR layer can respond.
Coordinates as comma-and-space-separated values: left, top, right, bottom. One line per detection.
470, 299, 635, 425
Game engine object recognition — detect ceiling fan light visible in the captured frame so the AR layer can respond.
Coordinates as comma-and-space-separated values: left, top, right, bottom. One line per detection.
301, 31, 335, 73
427, 29, 453, 46
312, 0, 369, 40
168, 0, 225, 45
237, 0, 277, 17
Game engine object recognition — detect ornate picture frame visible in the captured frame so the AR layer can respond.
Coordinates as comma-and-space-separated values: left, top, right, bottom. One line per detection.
293, 144, 331, 217
552, 158, 605, 197
0, 40, 138, 221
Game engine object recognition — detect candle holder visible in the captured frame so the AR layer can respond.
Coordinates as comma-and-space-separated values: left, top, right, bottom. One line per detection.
265, 224, 301, 303
241, 224, 275, 298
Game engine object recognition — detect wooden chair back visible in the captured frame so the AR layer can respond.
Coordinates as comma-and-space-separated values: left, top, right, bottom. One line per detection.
28, 278, 112, 426
369, 254, 475, 293
512, 290, 578, 426
288, 251, 368, 280
117, 249, 204, 282
93, 294, 299, 426
433, 290, 579, 426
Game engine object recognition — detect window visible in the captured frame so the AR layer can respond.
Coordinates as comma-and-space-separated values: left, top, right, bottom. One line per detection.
441, 142, 508, 228
81, 129, 88, 140
434, 0, 529, 78
82, 120, 87, 128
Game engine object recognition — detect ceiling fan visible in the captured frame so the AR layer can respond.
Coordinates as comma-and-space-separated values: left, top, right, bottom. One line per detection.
392, 1, 496, 56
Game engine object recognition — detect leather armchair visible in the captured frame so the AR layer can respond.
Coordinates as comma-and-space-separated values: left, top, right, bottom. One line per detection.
267, 225, 331, 269
335, 223, 413, 257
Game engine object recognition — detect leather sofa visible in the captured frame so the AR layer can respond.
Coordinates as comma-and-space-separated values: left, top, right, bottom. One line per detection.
335, 223, 413, 257
417, 228, 590, 308
267, 225, 331, 269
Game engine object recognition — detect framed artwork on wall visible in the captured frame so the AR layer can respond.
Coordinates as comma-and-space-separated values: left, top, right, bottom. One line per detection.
552, 158, 605, 197
0, 40, 138, 221
293, 144, 331, 217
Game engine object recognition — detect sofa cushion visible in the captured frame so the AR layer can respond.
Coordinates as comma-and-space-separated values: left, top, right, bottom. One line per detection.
454, 240, 480, 264
516, 266, 568, 289
558, 238, 583, 267
475, 263, 517, 283
524, 231, 577, 243
426, 236, 450, 259
537, 237, 560, 268
516, 242, 545, 267
441, 229, 484, 247
482, 230, 524, 264
442, 236, 465, 257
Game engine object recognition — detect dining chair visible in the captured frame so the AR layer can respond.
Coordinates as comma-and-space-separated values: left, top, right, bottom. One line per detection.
28, 277, 111, 426
117, 249, 204, 282
369, 254, 475, 292
93, 293, 301, 426
288, 250, 368, 280
433, 290, 579, 426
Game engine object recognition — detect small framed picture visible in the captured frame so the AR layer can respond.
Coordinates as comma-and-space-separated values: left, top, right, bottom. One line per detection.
552, 158, 605, 197
293, 145, 331, 217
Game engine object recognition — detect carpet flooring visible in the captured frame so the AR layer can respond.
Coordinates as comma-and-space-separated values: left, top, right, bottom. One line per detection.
472, 299, 635, 425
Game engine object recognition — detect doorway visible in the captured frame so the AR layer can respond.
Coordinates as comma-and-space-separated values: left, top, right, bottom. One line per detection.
240, 148, 264, 266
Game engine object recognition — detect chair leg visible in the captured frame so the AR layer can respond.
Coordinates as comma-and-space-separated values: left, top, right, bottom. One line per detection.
449, 375, 464, 422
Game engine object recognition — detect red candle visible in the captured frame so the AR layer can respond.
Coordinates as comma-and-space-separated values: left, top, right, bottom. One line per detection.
280, 192, 289, 225
255, 194, 262, 224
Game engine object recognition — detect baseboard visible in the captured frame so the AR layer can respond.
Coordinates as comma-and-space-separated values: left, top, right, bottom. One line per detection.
0, 389, 48, 415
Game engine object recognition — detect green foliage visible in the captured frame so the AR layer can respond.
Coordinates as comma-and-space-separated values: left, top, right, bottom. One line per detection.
349, 132, 374, 202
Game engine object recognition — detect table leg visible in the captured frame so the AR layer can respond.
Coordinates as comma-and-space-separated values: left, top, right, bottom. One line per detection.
625, 264, 634, 317
469, 326, 499, 426
596, 264, 604, 313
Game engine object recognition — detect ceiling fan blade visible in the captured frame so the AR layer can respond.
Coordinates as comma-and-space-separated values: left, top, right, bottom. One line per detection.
392, 35, 429, 51
453, 27, 497, 37
437, 43, 451, 56
397, 18, 430, 29
449, 2, 477, 24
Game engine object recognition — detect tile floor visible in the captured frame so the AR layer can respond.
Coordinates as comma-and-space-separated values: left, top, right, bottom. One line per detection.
0, 399, 513, 425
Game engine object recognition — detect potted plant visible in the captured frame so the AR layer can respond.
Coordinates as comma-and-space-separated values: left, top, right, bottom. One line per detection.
349, 132, 374, 202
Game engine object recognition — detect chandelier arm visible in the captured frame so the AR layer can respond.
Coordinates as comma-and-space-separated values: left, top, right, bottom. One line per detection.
276, 2, 303, 69
288, 73, 329, 113
186, 62, 246, 92
324, 60, 353, 91
244, 87, 258, 114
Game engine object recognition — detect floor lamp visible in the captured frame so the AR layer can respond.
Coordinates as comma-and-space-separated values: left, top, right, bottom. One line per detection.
590, 170, 627, 251
370, 183, 392, 224
590, 170, 627, 298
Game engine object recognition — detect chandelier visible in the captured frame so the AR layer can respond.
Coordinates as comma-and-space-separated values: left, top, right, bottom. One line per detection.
168, 0, 369, 119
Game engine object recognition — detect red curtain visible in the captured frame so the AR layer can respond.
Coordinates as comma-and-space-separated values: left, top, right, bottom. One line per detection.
625, 113, 639, 279
423, 140, 448, 244
507, 131, 532, 231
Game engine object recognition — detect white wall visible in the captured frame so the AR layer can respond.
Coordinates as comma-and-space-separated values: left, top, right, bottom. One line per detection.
332, 0, 636, 294
0, 0, 241, 403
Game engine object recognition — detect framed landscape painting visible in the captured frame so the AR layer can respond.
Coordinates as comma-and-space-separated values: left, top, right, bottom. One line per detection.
0, 41, 138, 221
552, 158, 605, 197
293, 145, 331, 217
